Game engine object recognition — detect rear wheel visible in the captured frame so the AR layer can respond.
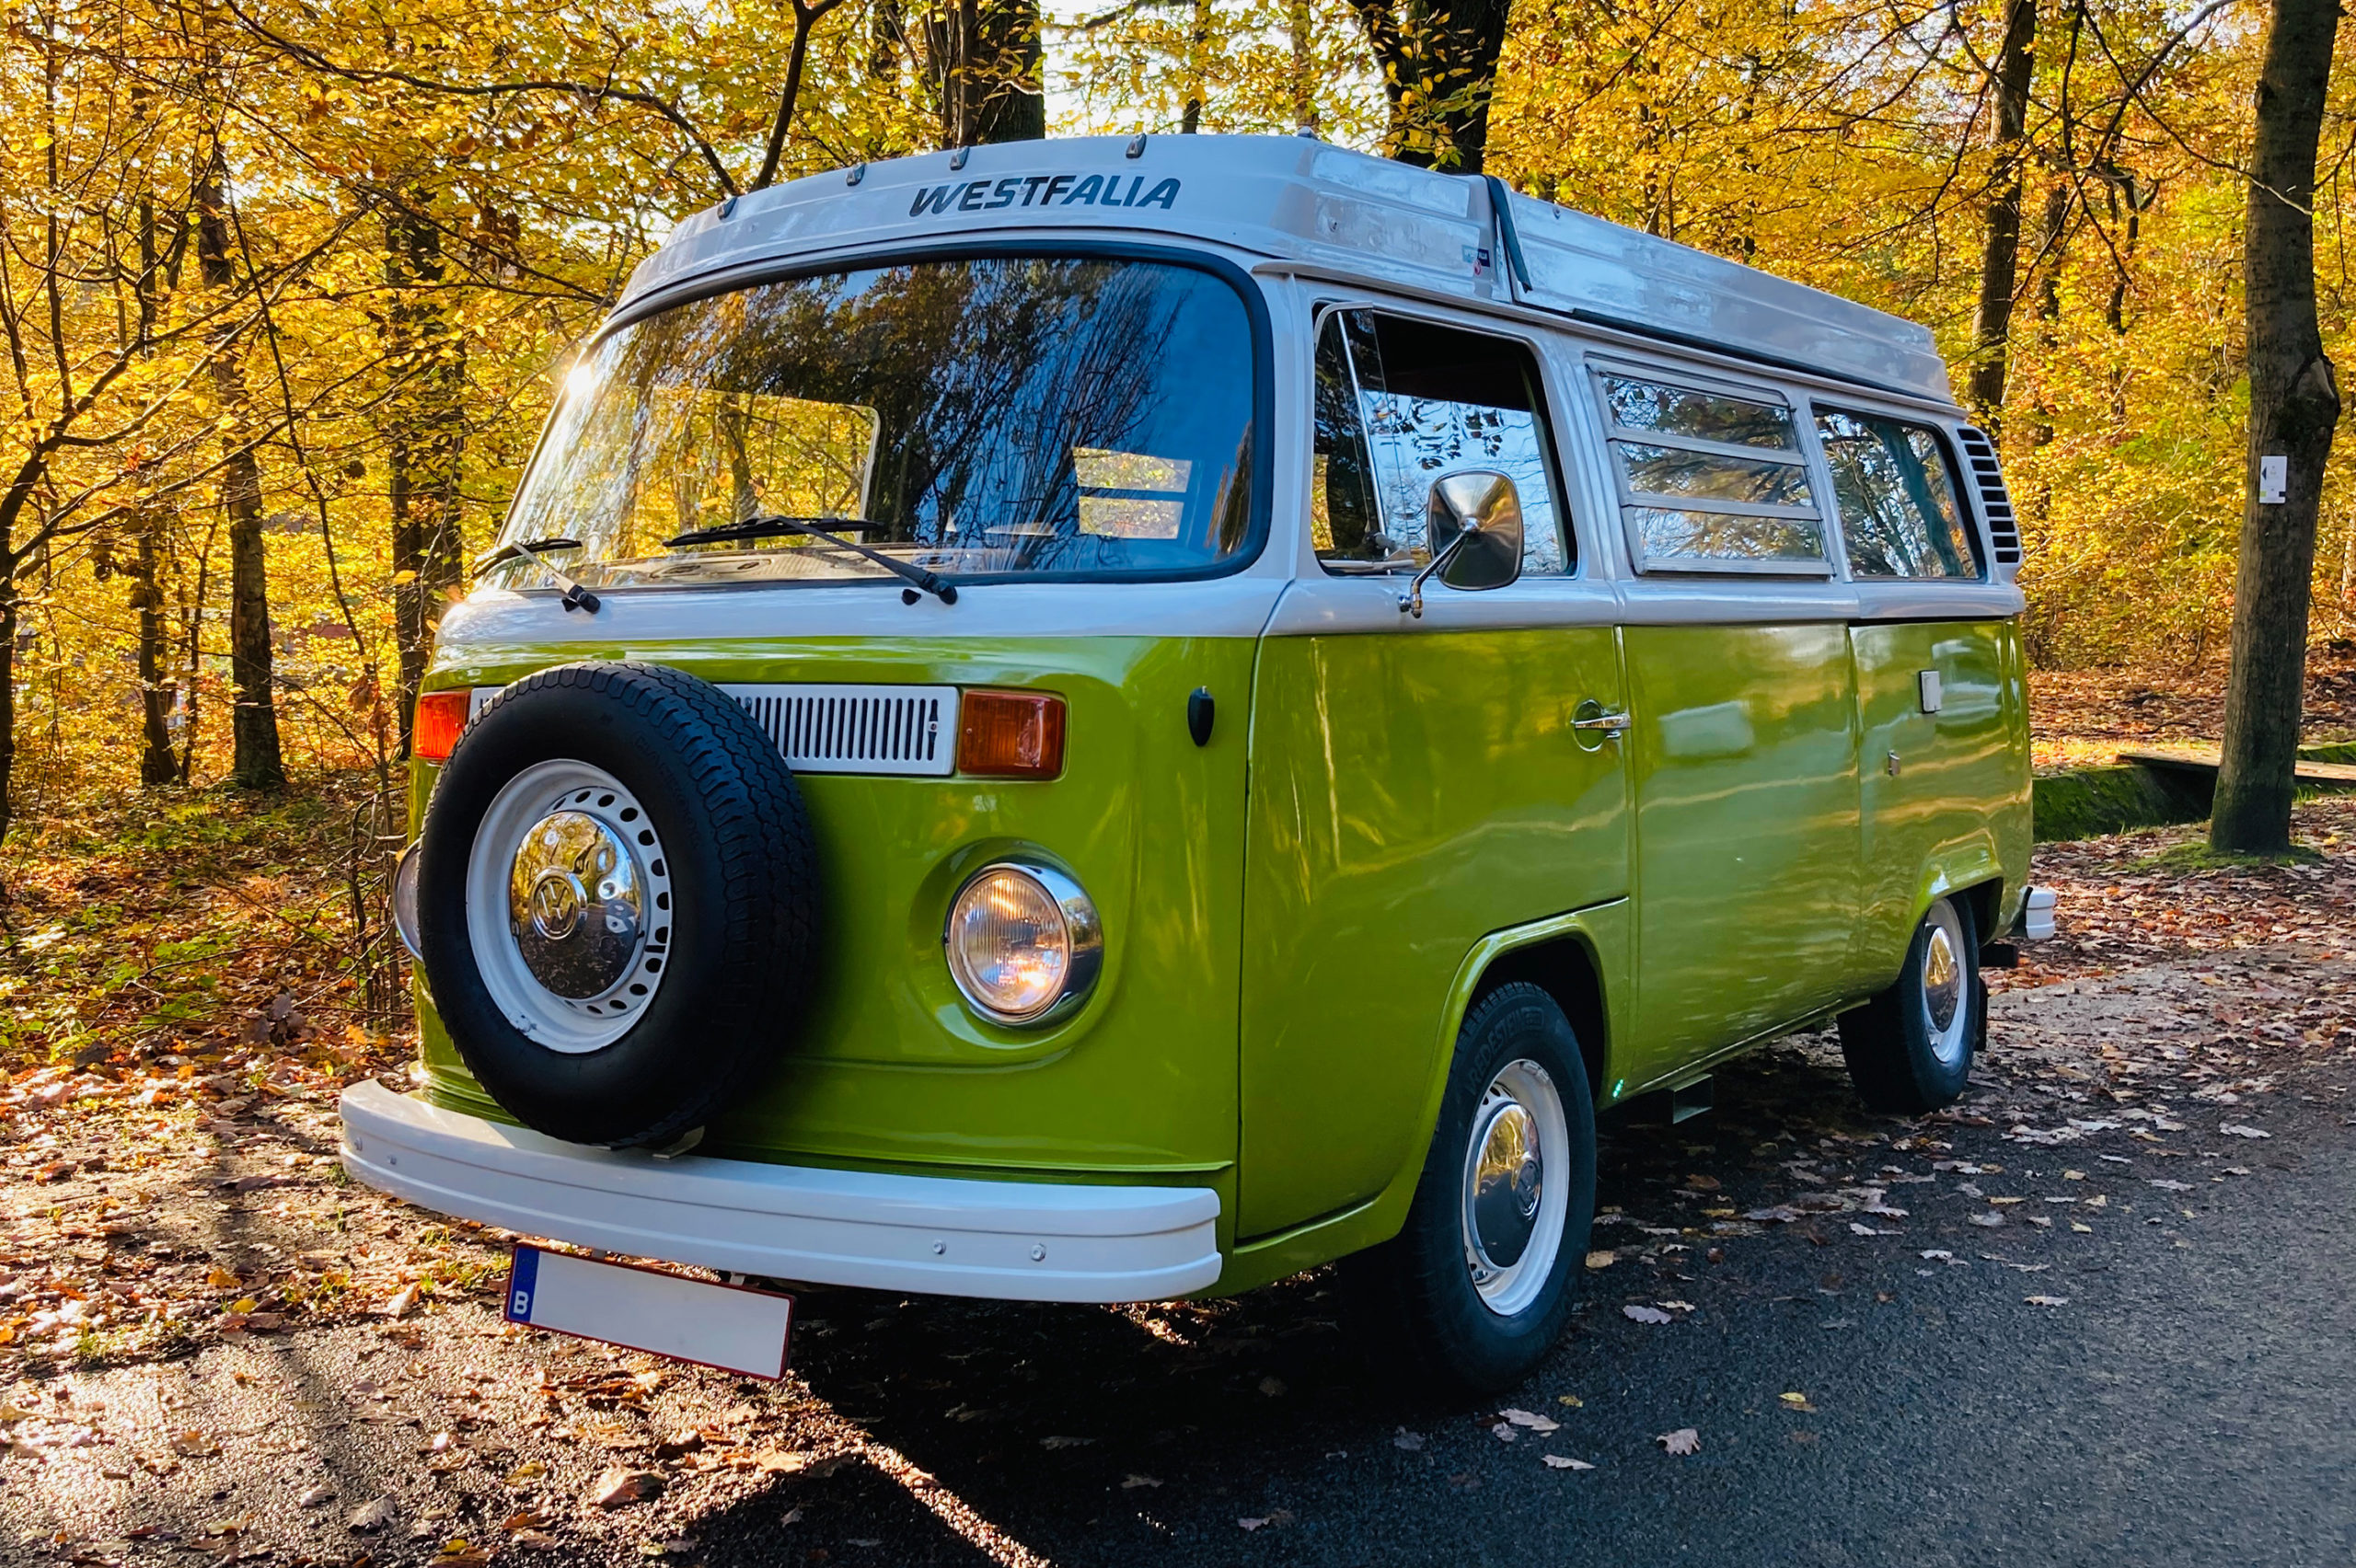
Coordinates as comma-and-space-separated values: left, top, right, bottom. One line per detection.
1340, 982, 1596, 1397
1838, 894, 1981, 1113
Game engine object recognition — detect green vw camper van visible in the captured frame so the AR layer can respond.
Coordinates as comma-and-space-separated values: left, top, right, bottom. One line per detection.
346, 134, 2052, 1394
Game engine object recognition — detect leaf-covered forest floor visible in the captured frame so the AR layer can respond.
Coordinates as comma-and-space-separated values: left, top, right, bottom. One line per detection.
3, 683, 2355, 1563
2028, 643, 2356, 771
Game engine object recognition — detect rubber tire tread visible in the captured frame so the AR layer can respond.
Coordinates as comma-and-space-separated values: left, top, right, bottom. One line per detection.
1837, 895, 1979, 1115
415, 661, 817, 1148
1338, 982, 1596, 1399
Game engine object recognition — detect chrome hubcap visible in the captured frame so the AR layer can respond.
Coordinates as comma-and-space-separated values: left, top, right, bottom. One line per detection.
1461, 1058, 1571, 1317
466, 761, 673, 1053
1469, 1101, 1543, 1269
1920, 901, 1970, 1068
509, 810, 644, 998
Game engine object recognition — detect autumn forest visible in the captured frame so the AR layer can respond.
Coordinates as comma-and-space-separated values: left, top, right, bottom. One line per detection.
0, 0, 2350, 851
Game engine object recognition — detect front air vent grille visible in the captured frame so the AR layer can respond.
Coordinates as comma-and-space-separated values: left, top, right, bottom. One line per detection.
721, 684, 960, 777
461, 681, 961, 777
1954, 426, 2022, 569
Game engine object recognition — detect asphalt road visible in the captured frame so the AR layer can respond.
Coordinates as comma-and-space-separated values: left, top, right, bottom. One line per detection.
7, 952, 2355, 1568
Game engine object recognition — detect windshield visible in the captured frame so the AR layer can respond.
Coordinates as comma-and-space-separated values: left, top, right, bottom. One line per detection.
492, 256, 1259, 590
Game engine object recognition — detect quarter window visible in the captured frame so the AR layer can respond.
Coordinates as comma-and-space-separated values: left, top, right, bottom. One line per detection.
1597, 370, 1829, 573
1813, 409, 1982, 580
1312, 310, 1570, 576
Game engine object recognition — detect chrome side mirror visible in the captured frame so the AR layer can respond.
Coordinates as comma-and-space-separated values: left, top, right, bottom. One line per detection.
1400, 470, 1525, 617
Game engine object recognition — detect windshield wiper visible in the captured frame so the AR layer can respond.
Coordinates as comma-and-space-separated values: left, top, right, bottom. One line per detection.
471, 536, 601, 614
663, 516, 958, 605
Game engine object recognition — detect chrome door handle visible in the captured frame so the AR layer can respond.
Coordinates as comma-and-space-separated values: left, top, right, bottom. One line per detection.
1570, 710, 1632, 735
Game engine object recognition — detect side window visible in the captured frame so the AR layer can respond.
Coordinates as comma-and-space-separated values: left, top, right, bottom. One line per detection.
1312, 309, 1570, 576
1595, 368, 1830, 573
1813, 409, 1983, 580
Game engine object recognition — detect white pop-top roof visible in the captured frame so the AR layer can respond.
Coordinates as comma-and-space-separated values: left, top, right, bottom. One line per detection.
622, 134, 1953, 405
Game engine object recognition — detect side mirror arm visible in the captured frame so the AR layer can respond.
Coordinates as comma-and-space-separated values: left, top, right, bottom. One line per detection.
1398, 528, 1474, 619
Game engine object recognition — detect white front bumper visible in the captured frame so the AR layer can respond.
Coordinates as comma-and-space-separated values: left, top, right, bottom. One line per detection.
339, 1081, 1223, 1303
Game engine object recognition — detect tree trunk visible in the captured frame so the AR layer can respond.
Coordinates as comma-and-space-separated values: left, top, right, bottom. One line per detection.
1181, 0, 1212, 133
133, 512, 176, 784
133, 192, 178, 787
382, 205, 468, 757
1966, 0, 2038, 427
198, 150, 284, 791
0, 582, 16, 847
937, 1, 1045, 147
2026, 181, 2070, 455
1288, 0, 1316, 133
1343, 0, 1514, 173
2212, 0, 2342, 854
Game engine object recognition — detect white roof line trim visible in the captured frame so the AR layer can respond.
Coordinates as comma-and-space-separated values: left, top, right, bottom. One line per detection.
1253, 259, 1969, 417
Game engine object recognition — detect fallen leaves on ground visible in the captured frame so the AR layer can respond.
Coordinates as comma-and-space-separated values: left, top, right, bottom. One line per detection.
587, 1468, 663, 1508
1657, 1428, 1701, 1456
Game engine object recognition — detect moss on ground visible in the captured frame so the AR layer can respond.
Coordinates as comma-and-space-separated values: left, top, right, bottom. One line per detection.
2033, 764, 2212, 842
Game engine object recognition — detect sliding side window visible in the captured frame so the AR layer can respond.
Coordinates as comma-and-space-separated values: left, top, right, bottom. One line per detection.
1312, 309, 1570, 577
1813, 409, 1982, 580
1596, 368, 1829, 574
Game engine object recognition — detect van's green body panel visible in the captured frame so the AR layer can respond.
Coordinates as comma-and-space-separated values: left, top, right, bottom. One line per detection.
412, 633, 1260, 1240
1620, 622, 1865, 1091
1213, 897, 1631, 1293
1850, 619, 2035, 972
1234, 626, 1631, 1238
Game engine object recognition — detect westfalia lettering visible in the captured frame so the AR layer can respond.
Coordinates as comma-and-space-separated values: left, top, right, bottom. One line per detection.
907, 174, 1181, 218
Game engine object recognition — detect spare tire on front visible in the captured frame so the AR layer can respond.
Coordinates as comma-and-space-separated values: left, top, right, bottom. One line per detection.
412, 662, 818, 1148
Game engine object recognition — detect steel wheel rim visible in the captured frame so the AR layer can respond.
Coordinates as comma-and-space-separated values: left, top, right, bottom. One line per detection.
1920, 900, 1969, 1068
1461, 1057, 1571, 1317
466, 760, 673, 1054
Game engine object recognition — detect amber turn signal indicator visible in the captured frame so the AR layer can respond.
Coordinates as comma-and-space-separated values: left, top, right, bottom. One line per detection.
956, 689, 1066, 778
413, 690, 470, 764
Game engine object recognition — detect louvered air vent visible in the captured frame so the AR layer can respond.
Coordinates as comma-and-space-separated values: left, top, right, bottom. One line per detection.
722, 684, 959, 776
465, 682, 961, 776
1954, 426, 2022, 570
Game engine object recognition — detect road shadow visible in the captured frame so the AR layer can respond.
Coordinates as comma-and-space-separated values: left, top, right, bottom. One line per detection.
767, 1029, 1900, 1563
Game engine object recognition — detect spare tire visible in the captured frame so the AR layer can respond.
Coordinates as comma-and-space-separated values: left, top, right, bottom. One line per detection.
413, 662, 818, 1147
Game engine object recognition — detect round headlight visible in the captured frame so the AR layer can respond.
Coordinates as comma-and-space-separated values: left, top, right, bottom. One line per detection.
943, 862, 1103, 1026
391, 840, 424, 962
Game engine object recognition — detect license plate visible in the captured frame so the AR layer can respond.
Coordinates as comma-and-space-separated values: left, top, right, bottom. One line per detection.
502, 1245, 793, 1379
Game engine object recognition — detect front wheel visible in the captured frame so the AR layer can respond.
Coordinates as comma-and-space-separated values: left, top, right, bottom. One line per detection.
1340, 982, 1596, 1397
1838, 894, 1981, 1113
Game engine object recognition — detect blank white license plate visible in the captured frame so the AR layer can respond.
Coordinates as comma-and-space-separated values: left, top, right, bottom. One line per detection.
503, 1245, 793, 1379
